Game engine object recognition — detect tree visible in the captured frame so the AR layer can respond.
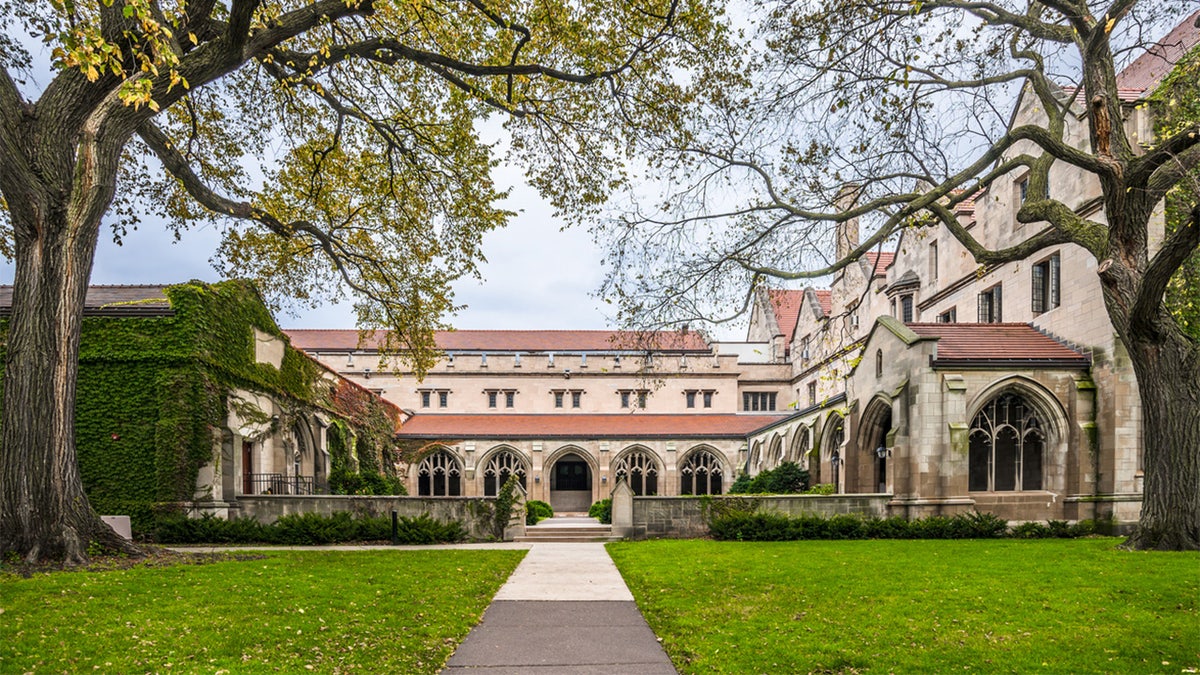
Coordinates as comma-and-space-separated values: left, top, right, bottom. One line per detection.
584, 2, 1199, 549
0, 0, 726, 564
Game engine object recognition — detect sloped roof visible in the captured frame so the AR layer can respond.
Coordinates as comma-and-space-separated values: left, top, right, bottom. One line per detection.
814, 290, 832, 315
1116, 10, 1200, 93
767, 289, 804, 344
0, 284, 173, 317
864, 251, 896, 278
285, 328, 711, 353
397, 413, 791, 439
906, 323, 1089, 367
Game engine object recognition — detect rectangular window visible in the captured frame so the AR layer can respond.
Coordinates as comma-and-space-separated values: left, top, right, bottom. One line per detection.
743, 392, 777, 411
938, 307, 957, 323
637, 391, 648, 408
686, 391, 696, 408
438, 391, 448, 408
703, 391, 713, 408
505, 391, 515, 408
488, 391, 498, 408
1019, 177, 1029, 203
572, 391, 582, 408
901, 295, 914, 323
554, 391, 564, 408
978, 285, 1003, 323
807, 382, 817, 407
421, 391, 431, 408
930, 241, 939, 281
620, 391, 631, 408
1032, 253, 1061, 314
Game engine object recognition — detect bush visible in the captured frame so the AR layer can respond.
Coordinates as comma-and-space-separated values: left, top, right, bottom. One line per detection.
728, 462, 810, 494
152, 511, 465, 545
706, 510, 1089, 542
803, 483, 836, 495
589, 499, 612, 524
526, 500, 553, 525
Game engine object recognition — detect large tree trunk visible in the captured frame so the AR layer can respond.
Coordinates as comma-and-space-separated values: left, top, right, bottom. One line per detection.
0, 204, 142, 565
1122, 326, 1200, 551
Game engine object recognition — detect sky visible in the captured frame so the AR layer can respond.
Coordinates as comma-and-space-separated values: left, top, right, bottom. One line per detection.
6, 176, 618, 332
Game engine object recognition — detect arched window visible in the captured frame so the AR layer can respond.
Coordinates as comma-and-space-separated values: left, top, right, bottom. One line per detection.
789, 426, 811, 463
769, 436, 785, 469
483, 449, 526, 496
968, 393, 1044, 492
417, 450, 462, 496
680, 449, 724, 495
875, 349, 883, 377
614, 449, 659, 496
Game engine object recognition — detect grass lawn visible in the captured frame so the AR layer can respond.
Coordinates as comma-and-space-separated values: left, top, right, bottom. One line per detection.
1, 549, 525, 674
608, 538, 1199, 674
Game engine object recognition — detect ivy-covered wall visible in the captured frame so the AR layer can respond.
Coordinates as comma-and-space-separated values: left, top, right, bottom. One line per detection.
2, 279, 404, 530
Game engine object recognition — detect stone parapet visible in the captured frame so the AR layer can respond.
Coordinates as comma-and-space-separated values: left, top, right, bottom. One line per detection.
235, 495, 499, 540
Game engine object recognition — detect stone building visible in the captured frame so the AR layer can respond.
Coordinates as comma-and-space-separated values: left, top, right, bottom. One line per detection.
290, 13, 1196, 525
286, 329, 790, 512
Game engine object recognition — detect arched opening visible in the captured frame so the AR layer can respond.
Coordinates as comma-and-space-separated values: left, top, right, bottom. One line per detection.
482, 447, 527, 496
822, 415, 845, 493
791, 426, 815, 482
969, 392, 1045, 492
614, 447, 660, 496
767, 435, 784, 470
680, 447, 724, 495
549, 451, 592, 512
858, 399, 893, 494
417, 449, 462, 496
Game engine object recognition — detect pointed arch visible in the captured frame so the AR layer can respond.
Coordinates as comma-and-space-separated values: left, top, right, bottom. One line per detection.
612, 445, 662, 496
479, 445, 528, 496
820, 413, 847, 493
679, 445, 727, 495
417, 446, 463, 496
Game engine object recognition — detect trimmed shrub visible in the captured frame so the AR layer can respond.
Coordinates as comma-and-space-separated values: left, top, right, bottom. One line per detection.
729, 462, 811, 495
152, 511, 466, 544
706, 510, 1085, 542
526, 500, 553, 525
589, 499, 612, 524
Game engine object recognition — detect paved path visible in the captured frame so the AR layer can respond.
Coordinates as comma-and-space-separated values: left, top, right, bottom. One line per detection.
442, 542, 676, 674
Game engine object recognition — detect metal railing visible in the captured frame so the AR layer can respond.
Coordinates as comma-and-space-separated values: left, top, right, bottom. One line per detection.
246, 473, 320, 495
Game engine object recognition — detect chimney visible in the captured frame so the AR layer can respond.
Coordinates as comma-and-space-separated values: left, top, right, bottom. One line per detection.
834, 183, 861, 262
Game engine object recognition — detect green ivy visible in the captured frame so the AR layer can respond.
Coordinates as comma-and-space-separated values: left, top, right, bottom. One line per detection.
1, 279, 405, 531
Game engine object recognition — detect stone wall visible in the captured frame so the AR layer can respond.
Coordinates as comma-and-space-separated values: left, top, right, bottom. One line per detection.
232, 495, 498, 540
625, 494, 892, 539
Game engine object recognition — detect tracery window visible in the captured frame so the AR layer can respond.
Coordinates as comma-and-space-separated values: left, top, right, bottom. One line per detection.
614, 449, 659, 496
679, 449, 724, 495
968, 393, 1045, 492
483, 449, 527, 496
417, 450, 462, 496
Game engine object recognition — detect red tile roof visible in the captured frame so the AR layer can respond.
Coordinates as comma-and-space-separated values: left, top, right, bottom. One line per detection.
864, 251, 895, 278
767, 289, 804, 344
814, 290, 832, 316
906, 323, 1089, 367
1116, 10, 1200, 93
396, 413, 791, 439
285, 329, 711, 353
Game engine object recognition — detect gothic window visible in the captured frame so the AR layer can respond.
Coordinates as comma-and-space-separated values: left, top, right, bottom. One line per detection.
483, 449, 527, 496
789, 426, 811, 462
614, 449, 659, 496
875, 349, 883, 378
417, 450, 462, 496
900, 294, 914, 323
679, 449, 724, 495
743, 392, 777, 411
826, 416, 845, 493
968, 393, 1045, 492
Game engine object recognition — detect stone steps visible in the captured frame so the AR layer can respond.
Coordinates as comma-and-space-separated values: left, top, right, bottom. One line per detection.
514, 517, 622, 543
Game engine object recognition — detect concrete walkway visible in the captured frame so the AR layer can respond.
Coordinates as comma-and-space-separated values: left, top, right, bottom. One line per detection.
442, 542, 676, 674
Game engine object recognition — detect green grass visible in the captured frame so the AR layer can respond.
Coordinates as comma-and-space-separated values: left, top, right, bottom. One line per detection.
608, 538, 1200, 674
1, 549, 525, 673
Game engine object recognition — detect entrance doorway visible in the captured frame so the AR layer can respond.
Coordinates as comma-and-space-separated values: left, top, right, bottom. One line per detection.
550, 453, 592, 513
241, 441, 254, 494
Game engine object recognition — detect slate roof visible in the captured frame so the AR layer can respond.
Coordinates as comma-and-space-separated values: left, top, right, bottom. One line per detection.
396, 413, 791, 439
285, 328, 711, 353
0, 284, 173, 316
906, 323, 1090, 368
